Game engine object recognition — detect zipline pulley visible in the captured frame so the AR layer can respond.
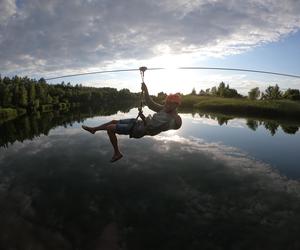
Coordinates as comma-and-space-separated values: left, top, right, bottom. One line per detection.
139, 66, 147, 83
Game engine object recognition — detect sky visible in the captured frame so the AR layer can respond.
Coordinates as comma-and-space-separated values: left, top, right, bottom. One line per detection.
0, 0, 300, 95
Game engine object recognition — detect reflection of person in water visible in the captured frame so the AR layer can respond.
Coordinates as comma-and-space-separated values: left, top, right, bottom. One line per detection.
82, 82, 182, 162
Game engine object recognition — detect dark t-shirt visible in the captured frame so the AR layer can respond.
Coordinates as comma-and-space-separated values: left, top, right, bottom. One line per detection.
130, 110, 177, 138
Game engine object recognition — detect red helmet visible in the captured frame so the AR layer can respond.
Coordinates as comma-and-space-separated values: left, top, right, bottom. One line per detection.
165, 93, 182, 105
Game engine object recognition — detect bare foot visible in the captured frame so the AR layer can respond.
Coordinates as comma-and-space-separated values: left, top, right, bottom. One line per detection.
110, 153, 123, 163
82, 125, 95, 134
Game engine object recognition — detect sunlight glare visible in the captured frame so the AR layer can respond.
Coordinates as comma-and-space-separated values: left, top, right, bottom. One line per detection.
145, 54, 200, 94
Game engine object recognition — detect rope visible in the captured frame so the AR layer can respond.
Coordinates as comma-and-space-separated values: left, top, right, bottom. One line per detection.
129, 67, 147, 137
136, 66, 147, 121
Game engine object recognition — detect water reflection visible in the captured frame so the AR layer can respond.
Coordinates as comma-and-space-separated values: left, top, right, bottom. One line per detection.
195, 112, 300, 136
179, 112, 300, 179
0, 128, 300, 249
0, 104, 133, 148
1, 108, 300, 249
1, 109, 300, 149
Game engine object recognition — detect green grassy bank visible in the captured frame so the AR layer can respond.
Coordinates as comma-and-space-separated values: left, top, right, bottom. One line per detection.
180, 95, 300, 120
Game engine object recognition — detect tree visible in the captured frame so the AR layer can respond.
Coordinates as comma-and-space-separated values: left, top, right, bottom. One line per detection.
199, 89, 206, 96
248, 87, 260, 100
209, 82, 241, 98
217, 116, 230, 125
2, 76, 11, 85
52, 96, 59, 105
246, 119, 259, 131
211, 86, 217, 96
283, 88, 300, 101
0, 83, 12, 107
223, 88, 240, 98
264, 121, 279, 136
119, 88, 131, 99
217, 82, 226, 97
46, 94, 53, 104
28, 82, 36, 105
262, 84, 282, 100
36, 83, 47, 104
19, 84, 28, 107
0, 82, 5, 106
4, 87, 12, 107
191, 87, 197, 95
281, 125, 299, 134
0, 75, 139, 113
12, 84, 20, 106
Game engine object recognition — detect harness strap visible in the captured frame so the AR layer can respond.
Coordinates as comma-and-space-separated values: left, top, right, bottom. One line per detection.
136, 66, 147, 121
130, 67, 147, 137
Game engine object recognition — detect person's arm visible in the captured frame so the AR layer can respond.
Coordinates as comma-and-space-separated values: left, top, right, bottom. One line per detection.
141, 82, 163, 112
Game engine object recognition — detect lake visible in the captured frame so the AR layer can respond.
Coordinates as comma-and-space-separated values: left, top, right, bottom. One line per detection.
1, 107, 300, 249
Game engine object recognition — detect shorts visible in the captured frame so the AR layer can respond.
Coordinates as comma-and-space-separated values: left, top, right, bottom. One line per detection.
116, 118, 145, 138
116, 118, 136, 135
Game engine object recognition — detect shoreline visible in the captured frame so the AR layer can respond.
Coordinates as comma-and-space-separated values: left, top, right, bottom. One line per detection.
180, 95, 300, 122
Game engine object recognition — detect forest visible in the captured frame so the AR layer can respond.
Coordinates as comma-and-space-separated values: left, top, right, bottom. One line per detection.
1, 75, 300, 123
0, 75, 139, 121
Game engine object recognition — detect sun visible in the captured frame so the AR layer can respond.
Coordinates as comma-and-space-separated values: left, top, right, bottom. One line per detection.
144, 54, 200, 95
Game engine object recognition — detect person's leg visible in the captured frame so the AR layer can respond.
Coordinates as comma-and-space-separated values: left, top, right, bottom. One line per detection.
82, 120, 118, 134
106, 124, 123, 162
82, 119, 135, 162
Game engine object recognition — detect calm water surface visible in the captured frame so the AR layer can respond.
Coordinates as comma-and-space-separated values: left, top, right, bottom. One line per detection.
0, 107, 300, 249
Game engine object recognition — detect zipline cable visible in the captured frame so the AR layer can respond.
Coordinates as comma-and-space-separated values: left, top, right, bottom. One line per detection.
178, 67, 300, 79
44, 67, 300, 81
45, 68, 164, 81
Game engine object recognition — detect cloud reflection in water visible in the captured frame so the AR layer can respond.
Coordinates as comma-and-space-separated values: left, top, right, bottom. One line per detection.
0, 126, 300, 249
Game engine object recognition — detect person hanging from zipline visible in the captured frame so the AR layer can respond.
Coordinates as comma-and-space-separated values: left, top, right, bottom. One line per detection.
82, 77, 182, 163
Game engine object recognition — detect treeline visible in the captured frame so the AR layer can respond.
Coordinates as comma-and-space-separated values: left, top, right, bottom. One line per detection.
0, 75, 139, 120
248, 85, 300, 101
190, 82, 300, 101
195, 82, 242, 98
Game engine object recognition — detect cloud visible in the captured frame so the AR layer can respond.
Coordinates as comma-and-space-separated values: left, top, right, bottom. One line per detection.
149, 134, 300, 196
2, 128, 300, 249
2, 125, 300, 195
0, 0, 300, 76
0, 0, 16, 24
